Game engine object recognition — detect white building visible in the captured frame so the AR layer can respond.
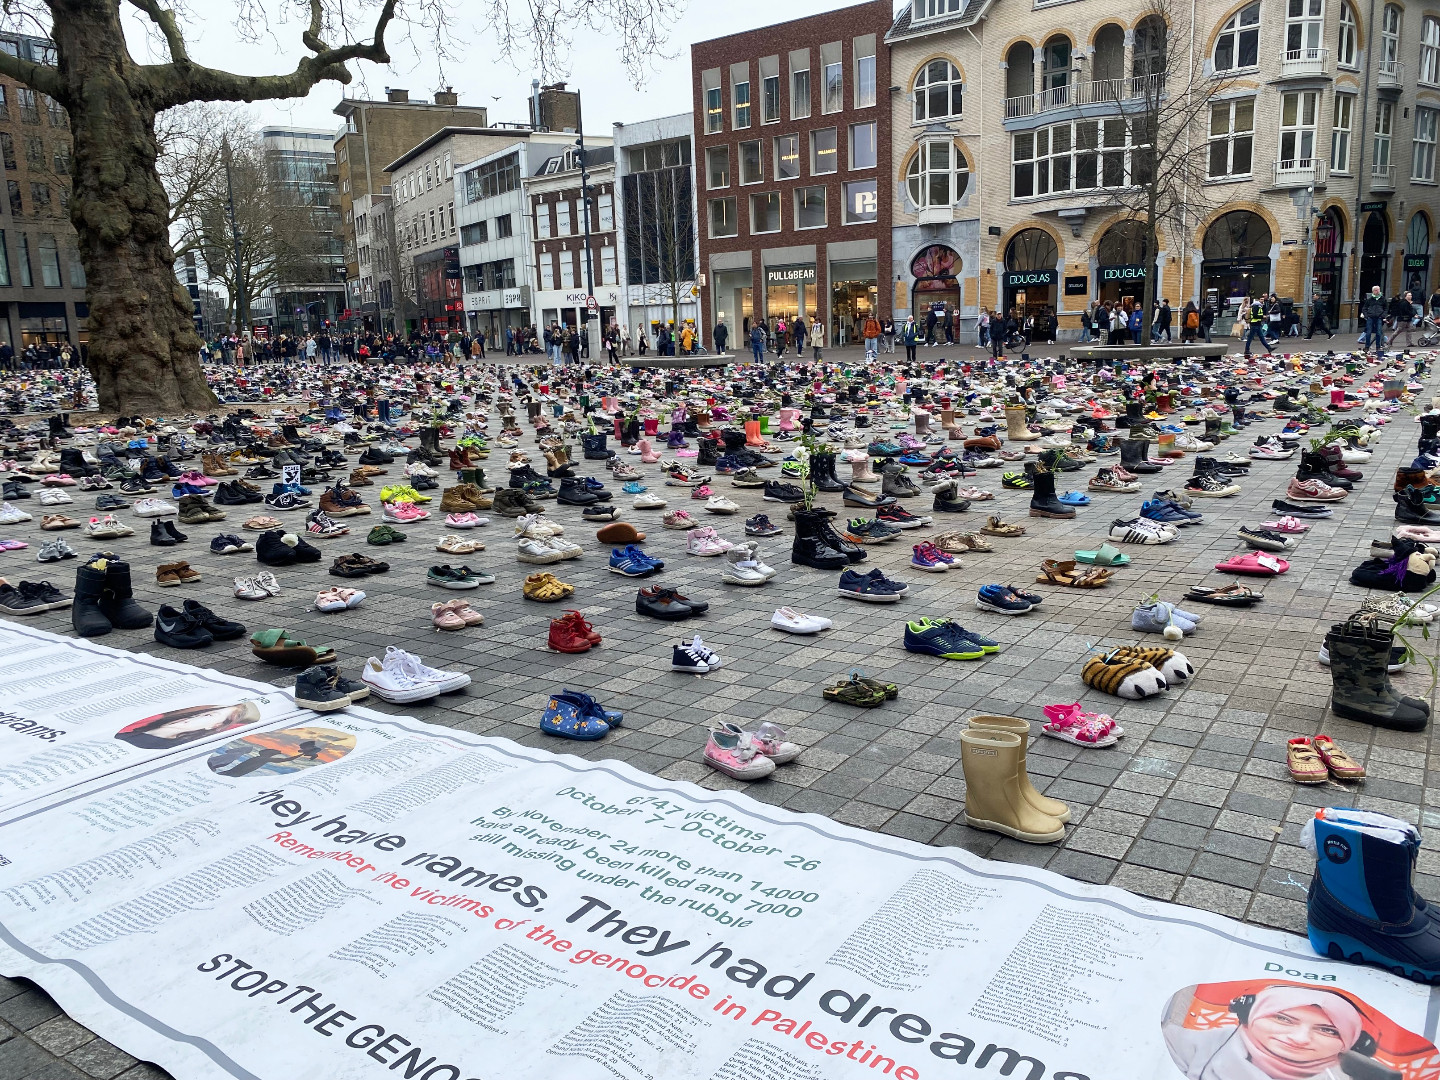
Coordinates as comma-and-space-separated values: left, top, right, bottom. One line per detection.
523, 143, 620, 336
612, 114, 700, 345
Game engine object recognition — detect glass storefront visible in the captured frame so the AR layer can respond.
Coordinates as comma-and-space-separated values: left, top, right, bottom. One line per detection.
1404, 212, 1430, 296
1003, 228, 1058, 320
713, 268, 754, 337
1095, 222, 1150, 306
830, 258, 877, 346
763, 264, 817, 336
909, 244, 961, 317
1359, 211, 1389, 297
1312, 210, 1345, 318
1201, 210, 1272, 319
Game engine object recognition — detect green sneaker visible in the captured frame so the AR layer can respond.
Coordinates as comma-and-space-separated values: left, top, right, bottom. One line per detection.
367, 524, 407, 545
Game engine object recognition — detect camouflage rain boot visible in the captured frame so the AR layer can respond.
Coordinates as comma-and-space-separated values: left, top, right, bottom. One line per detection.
1325, 617, 1430, 732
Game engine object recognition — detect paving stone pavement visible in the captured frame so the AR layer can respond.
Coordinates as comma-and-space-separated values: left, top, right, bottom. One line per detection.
1, 379, 1437, 1079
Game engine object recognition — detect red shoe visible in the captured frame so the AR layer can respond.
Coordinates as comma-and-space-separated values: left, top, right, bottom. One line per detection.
560, 609, 603, 645
547, 618, 593, 653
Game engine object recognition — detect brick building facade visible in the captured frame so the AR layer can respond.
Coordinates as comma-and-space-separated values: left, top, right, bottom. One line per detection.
692, 2, 891, 350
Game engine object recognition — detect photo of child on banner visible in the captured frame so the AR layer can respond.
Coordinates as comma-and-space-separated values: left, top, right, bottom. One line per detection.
206, 726, 355, 776
1161, 980, 1440, 1080
113, 700, 262, 749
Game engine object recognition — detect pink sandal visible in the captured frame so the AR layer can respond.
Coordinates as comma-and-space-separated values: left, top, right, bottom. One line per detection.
1215, 551, 1289, 575
1041, 703, 1120, 747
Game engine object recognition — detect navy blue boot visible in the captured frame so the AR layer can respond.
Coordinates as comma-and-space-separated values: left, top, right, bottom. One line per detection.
1306, 808, 1440, 983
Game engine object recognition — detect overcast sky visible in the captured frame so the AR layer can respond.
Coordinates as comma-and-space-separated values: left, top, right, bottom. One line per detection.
123, 0, 870, 137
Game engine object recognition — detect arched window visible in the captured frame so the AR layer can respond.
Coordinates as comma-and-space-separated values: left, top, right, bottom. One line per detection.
1005, 42, 1035, 111
1381, 4, 1401, 75
1092, 24, 1126, 83
1041, 36, 1072, 105
1409, 212, 1431, 256
1337, 3, 1359, 67
906, 140, 970, 207
1286, 0, 1324, 61
1421, 16, 1440, 84
1005, 228, 1059, 272
1214, 3, 1260, 71
913, 59, 963, 121
1097, 221, 1151, 265
1133, 15, 1167, 79
1203, 210, 1272, 260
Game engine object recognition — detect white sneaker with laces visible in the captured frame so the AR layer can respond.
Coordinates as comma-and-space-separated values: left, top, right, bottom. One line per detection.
771, 608, 832, 633
384, 646, 470, 692
361, 656, 441, 703
633, 493, 667, 509
234, 576, 268, 600
544, 535, 584, 559
517, 537, 563, 563
705, 495, 740, 514
0, 501, 33, 524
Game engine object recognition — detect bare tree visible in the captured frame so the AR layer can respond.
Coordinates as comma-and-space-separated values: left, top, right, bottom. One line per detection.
177, 134, 330, 330
625, 165, 695, 337
156, 100, 254, 251
1084, 0, 1236, 330
0, 1, 677, 413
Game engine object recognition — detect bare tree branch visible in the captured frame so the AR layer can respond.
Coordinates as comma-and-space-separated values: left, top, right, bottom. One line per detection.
0, 36, 62, 99
125, 0, 188, 63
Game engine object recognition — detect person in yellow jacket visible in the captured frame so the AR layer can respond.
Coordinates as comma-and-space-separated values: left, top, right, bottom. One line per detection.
680, 324, 695, 354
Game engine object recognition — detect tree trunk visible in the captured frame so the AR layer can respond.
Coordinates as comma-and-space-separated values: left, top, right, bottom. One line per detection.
53, 2, 213, 415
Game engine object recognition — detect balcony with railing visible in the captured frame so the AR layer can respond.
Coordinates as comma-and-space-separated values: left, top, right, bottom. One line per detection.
1272, 158, 1328, 188
1279, 46, 1328, 78
1378, 59, 1404, 89
1003, 72, 1165, 120
1370, 163, 1397, 191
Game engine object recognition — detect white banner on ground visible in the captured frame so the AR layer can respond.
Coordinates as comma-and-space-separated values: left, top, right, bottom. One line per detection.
0, 624, 1438, 1080
0, 622, 300, 815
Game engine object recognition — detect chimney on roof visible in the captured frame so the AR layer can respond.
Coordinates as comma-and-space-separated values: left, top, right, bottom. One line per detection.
386, 88, 410, 103
434, 88, 458, 105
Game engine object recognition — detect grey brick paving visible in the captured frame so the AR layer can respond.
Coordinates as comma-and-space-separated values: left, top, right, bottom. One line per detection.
1, 366, 1436, 1079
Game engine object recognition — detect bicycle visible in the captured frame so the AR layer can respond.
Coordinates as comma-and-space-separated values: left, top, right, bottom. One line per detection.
1002, 330, 1030, 353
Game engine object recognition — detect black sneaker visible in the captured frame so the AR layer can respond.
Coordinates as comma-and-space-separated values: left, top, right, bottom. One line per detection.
1271, 498, 1333, 519
181, 599, 247, 640
26, 581, 70, 609
0, 580, 48, 614
582, 503, 618, 520
745, 514, 782, 536
119, 477, 154, 495
256, 529, 298, 566
246, 464, 281, 480
96, 493, 130, 510
154, 604, 214, 648
294, 666, 352, 711
877, 503, 930, 529
846, 518, 902, 543
762, 480, 804, 503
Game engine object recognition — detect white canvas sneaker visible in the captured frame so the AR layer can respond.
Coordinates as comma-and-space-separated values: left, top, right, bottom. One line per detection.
517, 537, 563, 563
0, 501, 33, 524
383, 646, 470, 692
361, 656, 441, 703
771, 607, 832, 633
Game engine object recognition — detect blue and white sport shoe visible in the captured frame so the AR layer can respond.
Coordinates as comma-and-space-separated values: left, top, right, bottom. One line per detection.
622, 480, 647, 494
838, 568, 903, 603
609, 547, 658, 577
1141, 499, 1202, 526
976, 583, 1033, 614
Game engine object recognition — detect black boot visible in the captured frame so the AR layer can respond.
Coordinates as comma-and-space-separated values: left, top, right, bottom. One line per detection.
100, 560, 153, 629
1120, 439, 1161, 475
580, 433, 613, 460
150, 519, 176, 546
811, 451, 846, 493
1325, 617, 1429, 731
790, 508, 848, 569
1396, 488, 1440, 524
1117, 401, 1143, 430
815, 514, 867, 564
71, 563, 112, 637
697, 439, 720, 468
59, 447, 92, 477
1419, 414, 1440, 441
722, 429, 747, 455
48, 414, 70, 440
1028, 468, 1074, 519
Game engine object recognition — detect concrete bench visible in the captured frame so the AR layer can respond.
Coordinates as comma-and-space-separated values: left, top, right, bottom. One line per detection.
1068, 343, 1229, 362
627, 353, 732, 369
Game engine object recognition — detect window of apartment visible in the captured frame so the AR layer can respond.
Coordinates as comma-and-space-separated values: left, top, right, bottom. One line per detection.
1013, 118, 1142, 197
37, 232, 58, 287
30, 183, 48, 212
750, 192, 781, 233
1382, 5, 1401, 74
1279, 90, 1319, 166
762, 74, 781, 123
795, 185, 826, 228
913, 0, 962, 18
461, 221, 488, 245
1286, 0, 1324, 61
495, 214, 513, 238
559, 252, 576, 288
849, 122, 877, 169
913, 59, 963, 122
429, 208, 437, 237
598, 192, 614, 230
595, 245, 613, 285
425, 164, 434, 190
734, 79, 751, 129
709, 196, 738, 237
1375, 100, 1394, 168
791, 60, 811, 119
1331, 93, 1355, 172
0, 134, 15, 172
1213, 3, 1261, 71
1414, 107, 1438, 180
536, 204, 552, 238
1338, 3, 1359, 66
540, 254, 555, 290
907, 139, 970, 206
556, 201, 572, 235
24, 136, 40, 168
822, 43, 843, 113
775, 134, 800, 180
1423, 17, 1440, 85
1208, 98, 1255, 178
0, 88, 9, 122
17, 233, 30, 286
843, 179, 878, 223
739, 139, 763, 184
705, 85, 723, 134
855, 39, 876, 108
16, 88, 36, 123
0, 232, 10, 286
446, 202, 455, 234
706, 146, 729, 189
810, 127, 838, 174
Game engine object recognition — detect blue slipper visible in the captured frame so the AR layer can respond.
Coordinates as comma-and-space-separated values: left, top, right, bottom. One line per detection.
540, 694, 612, 740
1058, 491, 1091, 507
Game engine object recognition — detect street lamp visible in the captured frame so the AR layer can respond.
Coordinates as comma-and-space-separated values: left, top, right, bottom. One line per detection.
222, 137, 248, 338
574, 132, 597, 360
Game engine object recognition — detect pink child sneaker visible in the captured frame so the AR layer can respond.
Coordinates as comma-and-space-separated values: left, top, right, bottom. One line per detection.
703, 727, 776, 780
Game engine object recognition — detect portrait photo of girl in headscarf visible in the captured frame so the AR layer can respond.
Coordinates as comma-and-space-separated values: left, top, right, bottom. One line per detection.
114, 701, 261, 750
1161, 980, 1439, 1080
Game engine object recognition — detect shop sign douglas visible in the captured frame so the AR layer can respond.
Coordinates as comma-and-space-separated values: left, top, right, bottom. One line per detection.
0, 622, 1438, 1080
